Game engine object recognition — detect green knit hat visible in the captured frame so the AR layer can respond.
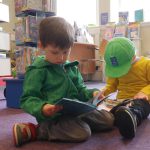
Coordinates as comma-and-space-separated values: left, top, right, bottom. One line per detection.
104, 37, 136, 78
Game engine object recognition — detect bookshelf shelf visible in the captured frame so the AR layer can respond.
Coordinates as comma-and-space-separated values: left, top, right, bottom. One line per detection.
16, 9, 55, 17
16, 41, 37, 47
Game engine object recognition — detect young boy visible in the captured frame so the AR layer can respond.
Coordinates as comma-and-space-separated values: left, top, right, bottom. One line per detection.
13, 17, 114, 147
99, 37, 150, 139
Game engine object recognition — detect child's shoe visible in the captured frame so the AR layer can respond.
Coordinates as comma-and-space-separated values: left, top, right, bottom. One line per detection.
111, 99, 150, 139
115, 106, 137, 139
13, 123, 37, 147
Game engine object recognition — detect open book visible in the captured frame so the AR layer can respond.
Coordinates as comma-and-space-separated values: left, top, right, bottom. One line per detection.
55, 96, 111, 117
55, 98, 96, 117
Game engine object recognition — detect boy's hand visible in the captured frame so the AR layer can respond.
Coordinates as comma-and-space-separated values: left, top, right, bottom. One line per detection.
134, 92, 149, 100
93, 90, 105, 100
42, 104, 63, 117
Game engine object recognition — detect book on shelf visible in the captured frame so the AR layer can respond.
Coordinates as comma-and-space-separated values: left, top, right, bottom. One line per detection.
128, 22, 140, 39
15, 0, 43, 14
15, 15, 44, 44
25, 15, 38, 42
42, 0, 56, 12
15, 19, 26, 43
135, 9, 144, 22
102, 23, 115, 41
113, 24, 127, 37
15, 0, 56, 15
100, 12, 108, 25
119, 11, 129, 24
15, 47, 39, 74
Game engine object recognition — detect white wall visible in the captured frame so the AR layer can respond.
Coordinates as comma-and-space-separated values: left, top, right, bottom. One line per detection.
141, 23, 150, 56
0, 58, 11, 76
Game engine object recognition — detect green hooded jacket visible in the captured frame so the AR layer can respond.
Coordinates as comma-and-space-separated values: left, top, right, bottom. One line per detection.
21, 56, 97, 123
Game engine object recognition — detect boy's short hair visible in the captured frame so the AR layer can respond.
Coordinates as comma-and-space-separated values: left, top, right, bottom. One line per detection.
39, 16, 74, 49
104, 37, 136, 78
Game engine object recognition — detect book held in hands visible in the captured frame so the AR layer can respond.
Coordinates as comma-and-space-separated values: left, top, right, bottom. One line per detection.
55, 98, 96, 117
55, 95, 112, 116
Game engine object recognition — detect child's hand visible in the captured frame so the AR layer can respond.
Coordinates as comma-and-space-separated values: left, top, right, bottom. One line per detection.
93, 90, 105, 100
134, 92, 149, 100
42, 104, 63, 117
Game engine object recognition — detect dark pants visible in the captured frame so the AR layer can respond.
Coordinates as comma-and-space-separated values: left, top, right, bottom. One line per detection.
111, 99, 150, 126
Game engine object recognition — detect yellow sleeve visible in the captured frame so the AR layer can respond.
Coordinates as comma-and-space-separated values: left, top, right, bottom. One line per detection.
140, 61, 150, 96
102, 77, 119, 96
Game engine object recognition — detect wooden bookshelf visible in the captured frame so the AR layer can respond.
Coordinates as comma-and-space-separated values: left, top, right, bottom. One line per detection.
69, 42, 98, 74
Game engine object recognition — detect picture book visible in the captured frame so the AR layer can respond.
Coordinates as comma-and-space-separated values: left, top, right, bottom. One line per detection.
15, 19, 26, 43
15, 0, 26, 15
15, 47, 39, 74
104, 99, 121, 109
100, 12, 108, 25
55, 95, 112, 117
103, 23, 115, 41
26, 15, 38, 42
135, 9, 143, 22
113, 24, 127, 37
15, 0, 56, 15
119, 11, 129, 24
55, 98, 96, 117
128, 22, 140, 39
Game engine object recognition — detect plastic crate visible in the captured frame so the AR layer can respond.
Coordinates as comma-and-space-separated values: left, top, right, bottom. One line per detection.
4, 78, 23, 108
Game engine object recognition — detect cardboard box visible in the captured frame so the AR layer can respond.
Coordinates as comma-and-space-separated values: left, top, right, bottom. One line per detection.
70, 42, 96, 74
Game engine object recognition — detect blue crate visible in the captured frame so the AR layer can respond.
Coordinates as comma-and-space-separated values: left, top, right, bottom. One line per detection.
4, 79, 24, 108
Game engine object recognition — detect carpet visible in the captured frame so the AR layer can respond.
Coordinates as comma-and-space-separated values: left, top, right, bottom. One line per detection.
1, 82, 150, 150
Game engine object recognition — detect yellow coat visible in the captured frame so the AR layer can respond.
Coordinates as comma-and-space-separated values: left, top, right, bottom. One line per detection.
103, 57, 150, 100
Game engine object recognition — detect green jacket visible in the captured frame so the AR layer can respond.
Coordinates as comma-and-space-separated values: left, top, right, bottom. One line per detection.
21, 56, 97, 123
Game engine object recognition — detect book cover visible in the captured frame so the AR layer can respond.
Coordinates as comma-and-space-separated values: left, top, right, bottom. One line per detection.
15, 0, 26, 15
25, 0, 43, 11
55, 98, 96, 117
113, 24, 127, 37
119, 11, 129, 24
15, 19, 26, 43
128, 22, 140, 39
103, 23, 115, 41
135, 9, 143, 22
100, 12, 108, 25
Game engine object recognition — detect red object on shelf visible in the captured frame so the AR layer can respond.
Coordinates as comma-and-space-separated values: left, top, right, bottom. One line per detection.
0, 76, 13, 86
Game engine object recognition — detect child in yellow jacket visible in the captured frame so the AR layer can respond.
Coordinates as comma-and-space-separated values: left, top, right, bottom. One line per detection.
98, 37, 150, 139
